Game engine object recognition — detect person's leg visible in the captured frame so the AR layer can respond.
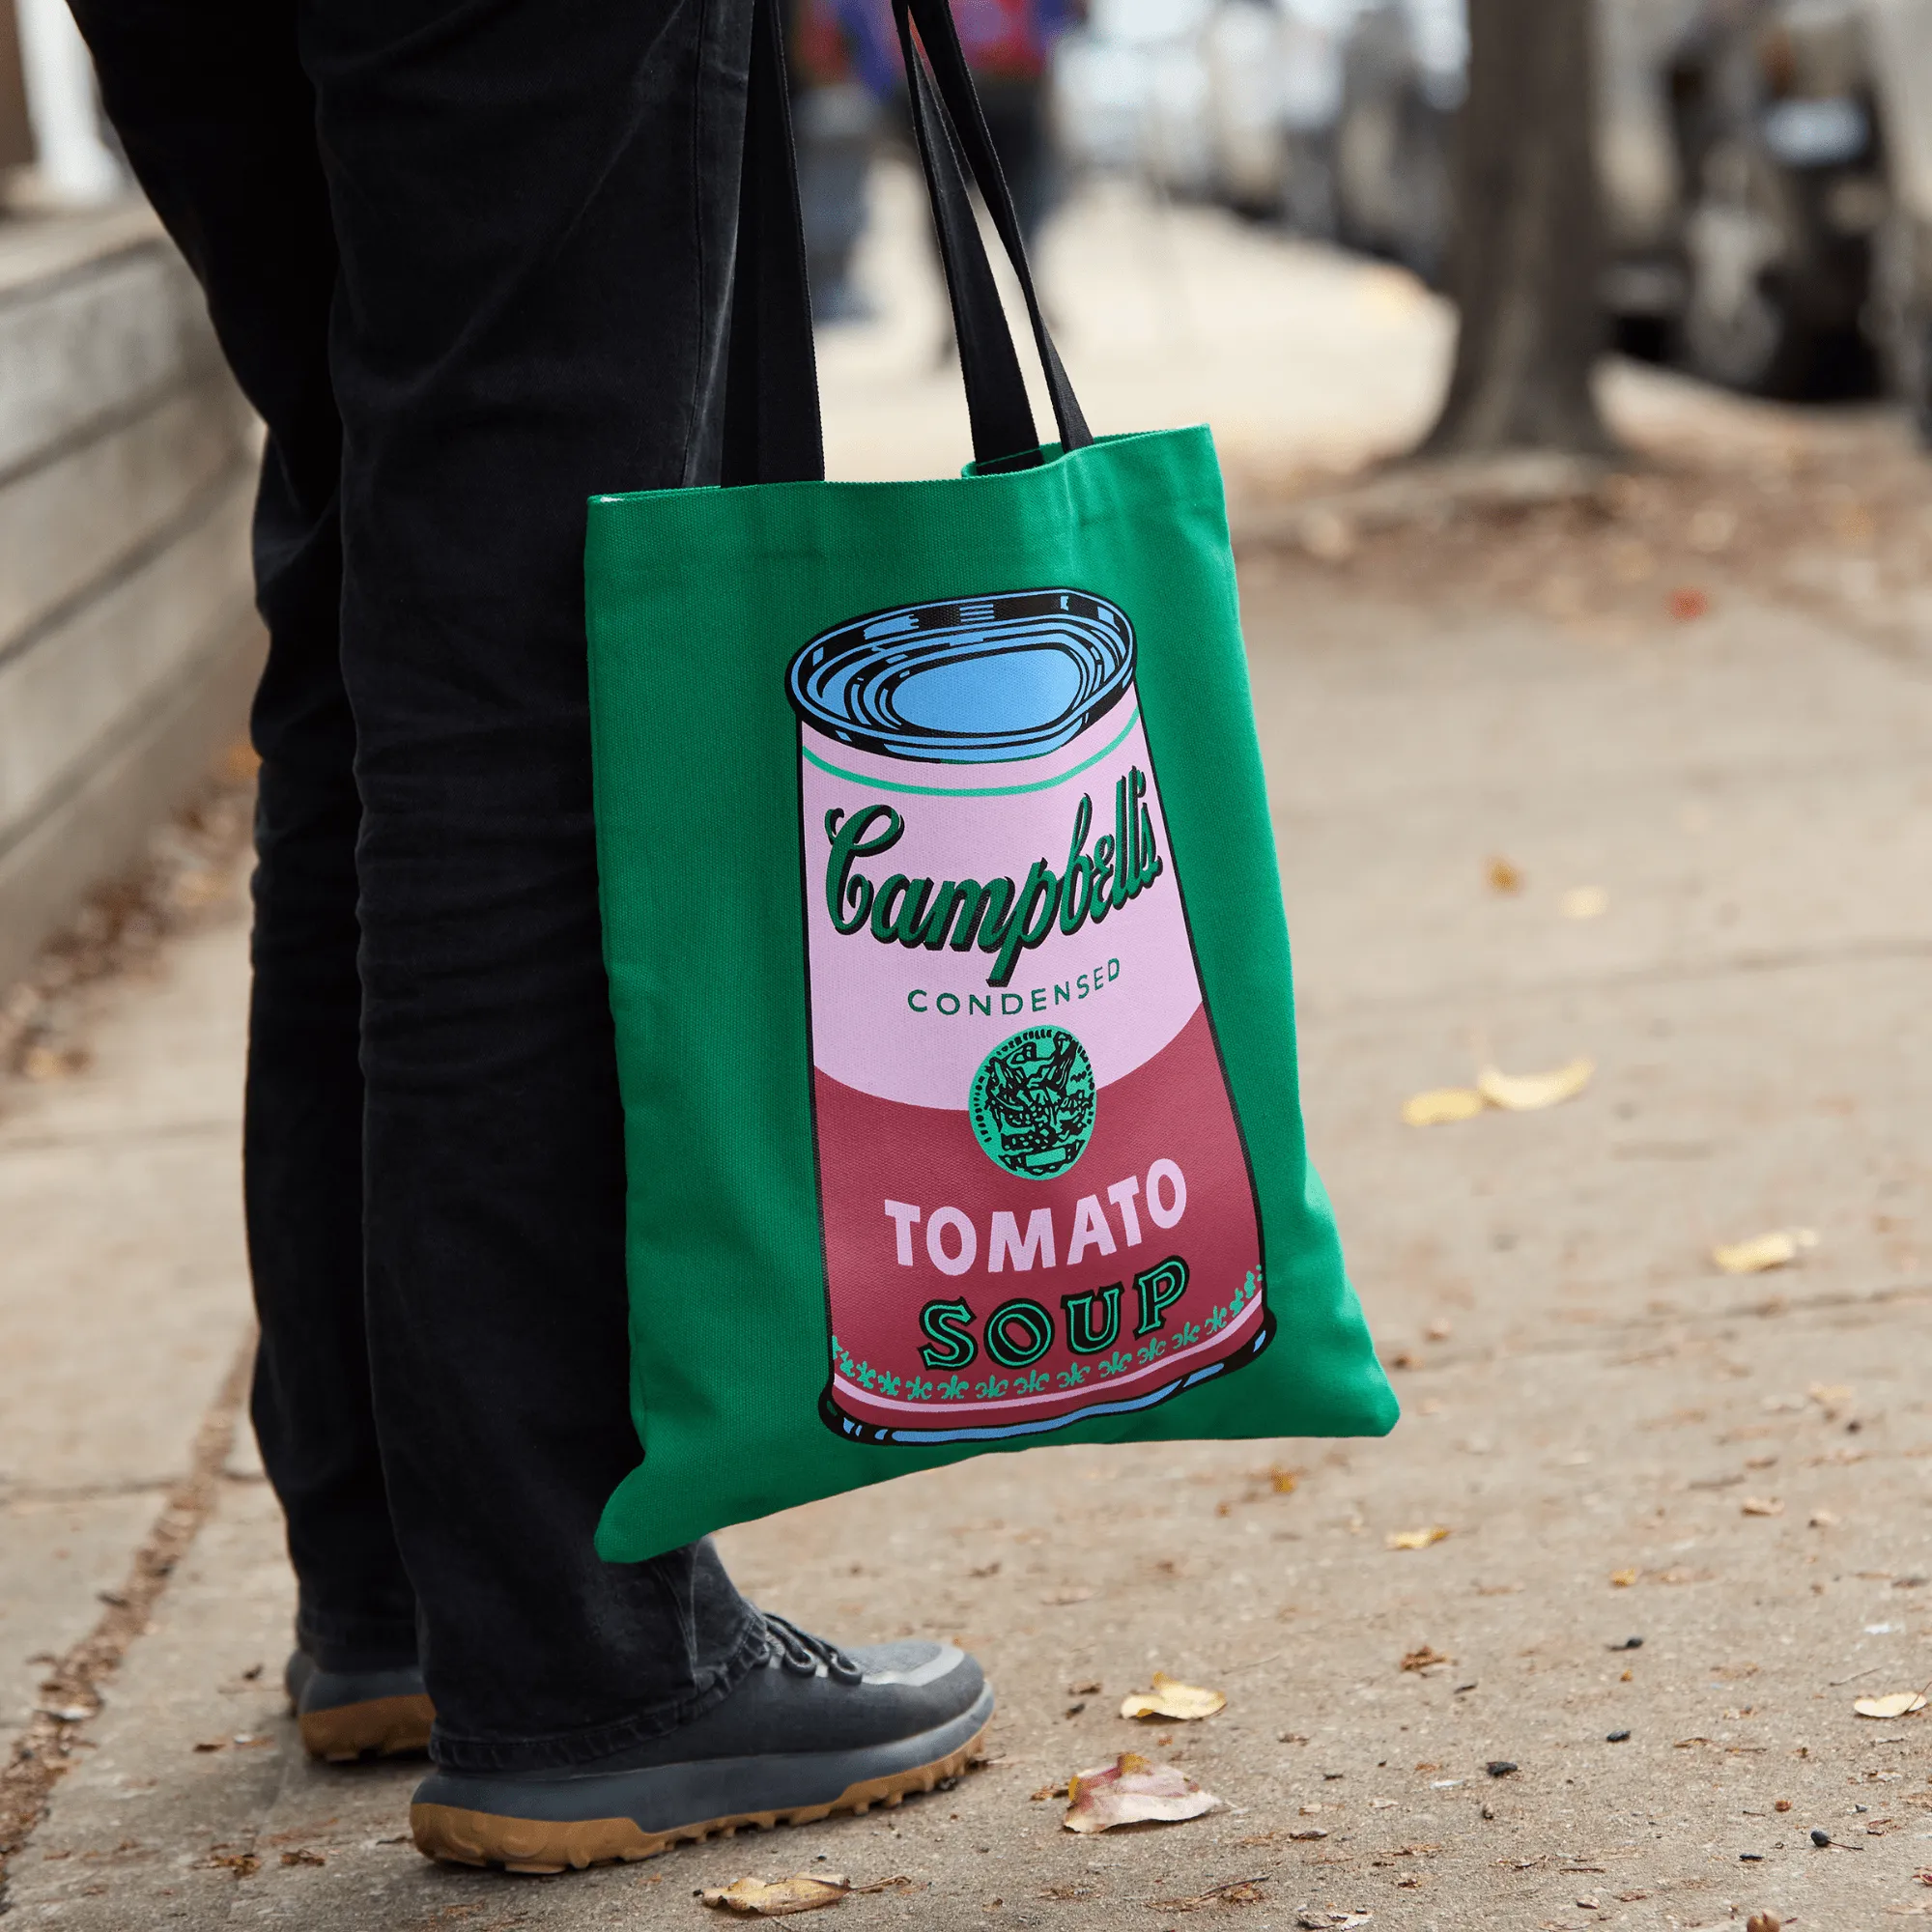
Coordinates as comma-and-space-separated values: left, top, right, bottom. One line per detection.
68, 0, 425, 1746
298, 0, 990, 1862
300, 0, 767, 1771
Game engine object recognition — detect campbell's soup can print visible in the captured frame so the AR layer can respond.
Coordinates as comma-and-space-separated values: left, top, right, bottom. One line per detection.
787, 587, 1271, 1445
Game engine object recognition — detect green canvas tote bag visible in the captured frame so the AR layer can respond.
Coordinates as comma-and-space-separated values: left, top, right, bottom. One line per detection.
584, 0, 1396, 1561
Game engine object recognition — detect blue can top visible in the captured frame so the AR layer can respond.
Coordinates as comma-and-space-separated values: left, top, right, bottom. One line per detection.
787, 588, 1136, 765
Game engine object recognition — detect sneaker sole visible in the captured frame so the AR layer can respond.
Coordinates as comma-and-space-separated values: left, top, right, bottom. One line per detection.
412, 1702, 991, 1874
298, 1692, 437, 1764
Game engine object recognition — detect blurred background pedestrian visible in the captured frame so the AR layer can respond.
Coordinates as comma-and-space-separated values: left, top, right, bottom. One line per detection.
794, 0, 1077, 325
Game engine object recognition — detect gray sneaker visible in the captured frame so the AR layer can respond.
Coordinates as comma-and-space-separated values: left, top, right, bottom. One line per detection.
285, 1649, 434, 1763
411, 1615, 993, 1872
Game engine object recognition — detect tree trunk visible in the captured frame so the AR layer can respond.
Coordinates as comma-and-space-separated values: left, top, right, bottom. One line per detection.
0, 0, 34, 173
1422, 0, 1611, 457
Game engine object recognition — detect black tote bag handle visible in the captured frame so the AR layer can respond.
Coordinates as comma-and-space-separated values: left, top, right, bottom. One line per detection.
893, 0, 1092, 466
720, 0, 1093, 485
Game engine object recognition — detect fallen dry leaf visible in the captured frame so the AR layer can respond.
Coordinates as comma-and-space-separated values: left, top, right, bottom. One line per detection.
22, 1044, 88, 1081
1149, 1875, 1271, 1908
1487, 856, 1523, 894
699, 1873, 851, 1916
1475, 1057, 1594, 1112
1745, 1915, 1780, 1932
1667, 585, 1710, 621
1120, 1672, 1226, 1721
1853, 1691, 1927, 1719
1287, 1826, 1329, 1841
1740, 1496, 1783, 1518
194, 1850, 259, 1877
1401, 1086, 1484, 1127
1559, 886, 1608, 921
1609, 1568, 1639, 1588
1063, 1752, 1225, 1833
278, 1849, 325, 1867
1400, 1646, 1453, 1672
1712, 1229, 1817, 1276
1386, 1526, 1451, 1551
1296, 1915, 1373, 1929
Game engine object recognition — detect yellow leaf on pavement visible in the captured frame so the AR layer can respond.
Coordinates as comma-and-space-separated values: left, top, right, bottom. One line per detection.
1386, 1525, 1451, 1551
1475, 1058, 1594, 1112
1402, 1087, 1485, 1126
22, 1044, 88, 1082
700, 1874, 851, 1916
1712, 1229, 1817, 1275
1120, 1671, 1226, 1721
1854, 1691, 1927, 1719
1609, 1569, 1639, 1588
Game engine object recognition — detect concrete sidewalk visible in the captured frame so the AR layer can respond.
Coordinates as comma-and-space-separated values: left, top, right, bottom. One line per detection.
5, 181, 1932, 1931
0, 854, 256, 1751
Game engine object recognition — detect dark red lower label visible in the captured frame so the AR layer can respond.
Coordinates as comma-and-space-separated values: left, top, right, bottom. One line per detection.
814, 1007, 1266, 1442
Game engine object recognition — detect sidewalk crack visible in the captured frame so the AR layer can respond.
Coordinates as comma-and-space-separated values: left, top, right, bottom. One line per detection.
0, 1329, 256, 1896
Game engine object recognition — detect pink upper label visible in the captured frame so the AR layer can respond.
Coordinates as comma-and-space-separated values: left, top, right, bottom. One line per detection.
800, 700, 1203, 1108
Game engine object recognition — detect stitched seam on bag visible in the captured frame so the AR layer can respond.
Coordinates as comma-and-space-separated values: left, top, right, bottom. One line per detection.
593, 428, 1226, 512
590, 493, 1229, 562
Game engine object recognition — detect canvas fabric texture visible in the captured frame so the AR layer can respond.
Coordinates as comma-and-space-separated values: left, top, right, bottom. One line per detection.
584, 425, 1396, 1561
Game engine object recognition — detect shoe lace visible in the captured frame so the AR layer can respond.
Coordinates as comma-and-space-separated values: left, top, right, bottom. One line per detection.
758, 1611, 863, 1685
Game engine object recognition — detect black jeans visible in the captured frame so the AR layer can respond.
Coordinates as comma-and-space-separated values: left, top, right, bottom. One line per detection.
70, 0, 766, 1771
